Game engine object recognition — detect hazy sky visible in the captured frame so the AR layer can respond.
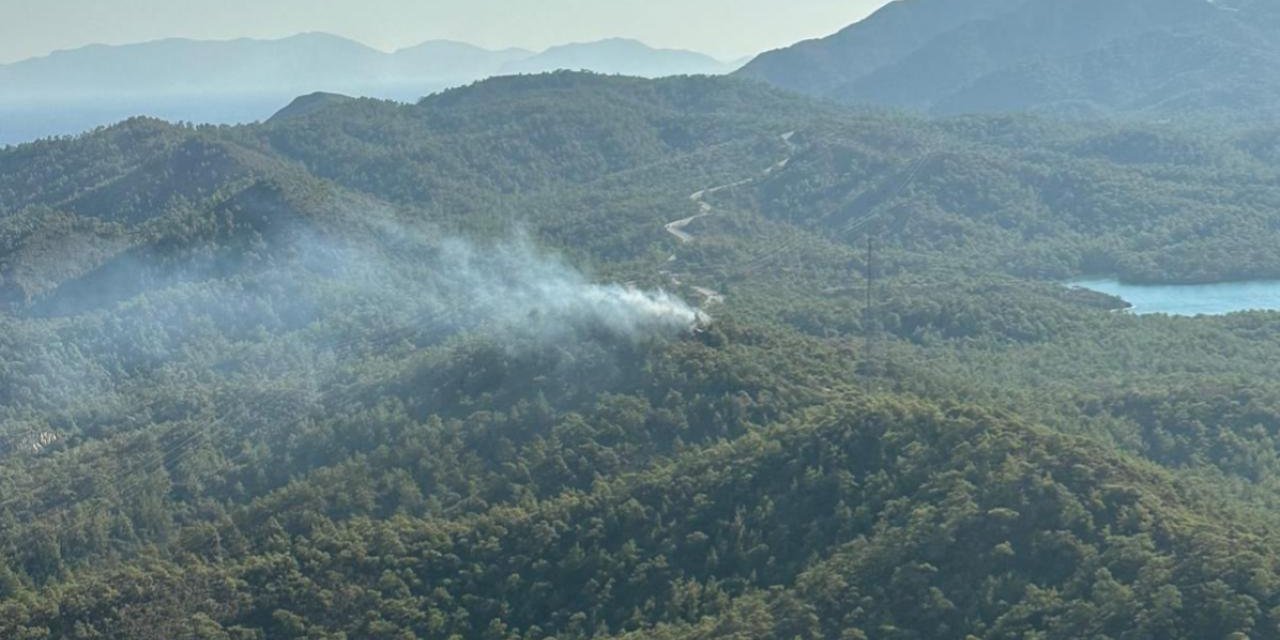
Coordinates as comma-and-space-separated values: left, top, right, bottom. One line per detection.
1, 0, 891, 64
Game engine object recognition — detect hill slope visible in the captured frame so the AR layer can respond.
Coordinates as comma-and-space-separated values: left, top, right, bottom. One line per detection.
6, 74, 1280, 638
737, 0, 1280, 118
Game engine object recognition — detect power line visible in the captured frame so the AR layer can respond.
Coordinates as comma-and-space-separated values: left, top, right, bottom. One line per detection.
733, 137, 940, 397
733, 142, 936, 280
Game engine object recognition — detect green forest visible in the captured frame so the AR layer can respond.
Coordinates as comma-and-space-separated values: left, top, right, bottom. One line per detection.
5, 72, 1280, 638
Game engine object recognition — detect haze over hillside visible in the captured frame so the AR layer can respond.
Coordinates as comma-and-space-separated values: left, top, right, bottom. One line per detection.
14, 1, 1280, 637
9, 70, 1280, 638
738, 0, 1280, 119
0, 33, 739, 145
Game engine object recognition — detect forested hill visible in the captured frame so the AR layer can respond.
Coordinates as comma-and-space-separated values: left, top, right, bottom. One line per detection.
737, 0, 1280, 119
7, 72, 1280, 638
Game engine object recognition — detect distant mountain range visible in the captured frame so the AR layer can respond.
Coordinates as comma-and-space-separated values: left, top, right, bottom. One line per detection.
500, 38, 731, 78
0, 33, 738, 102
737, 0, 1280, 119
15, 0, 1280, 146
0, 34, 739, 144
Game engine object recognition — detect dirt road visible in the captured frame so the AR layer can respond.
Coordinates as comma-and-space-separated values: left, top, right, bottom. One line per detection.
662, 131, 797, 304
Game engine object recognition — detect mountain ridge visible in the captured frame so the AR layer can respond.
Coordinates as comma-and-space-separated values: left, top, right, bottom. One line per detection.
499, 37, 736, 77
0, 33, 740, 145
0, 32, 737, 101
737, 0, 1280, 119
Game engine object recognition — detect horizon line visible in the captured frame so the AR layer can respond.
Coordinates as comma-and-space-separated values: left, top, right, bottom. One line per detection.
0, 32, 754, 67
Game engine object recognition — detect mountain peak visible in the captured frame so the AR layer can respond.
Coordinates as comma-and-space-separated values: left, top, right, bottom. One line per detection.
394, 39, 531, 56
268, 91, 356, 122
500, 38, 731, 78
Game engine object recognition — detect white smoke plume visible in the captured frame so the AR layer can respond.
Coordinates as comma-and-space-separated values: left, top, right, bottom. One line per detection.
0, 216, 715, 459
426, 238, 709, 340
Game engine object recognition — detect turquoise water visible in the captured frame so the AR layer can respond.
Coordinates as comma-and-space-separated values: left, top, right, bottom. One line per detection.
1069, 279, 1280, 316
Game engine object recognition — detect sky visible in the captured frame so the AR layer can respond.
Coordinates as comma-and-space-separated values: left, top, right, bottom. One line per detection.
0, 0, 891, 64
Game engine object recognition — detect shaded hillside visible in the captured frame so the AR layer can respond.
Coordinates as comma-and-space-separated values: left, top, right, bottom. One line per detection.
738, 0, 1280, 119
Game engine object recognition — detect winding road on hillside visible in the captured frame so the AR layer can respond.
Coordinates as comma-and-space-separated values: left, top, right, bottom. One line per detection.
662, 131, 797, 305
665, 131, 796, 245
